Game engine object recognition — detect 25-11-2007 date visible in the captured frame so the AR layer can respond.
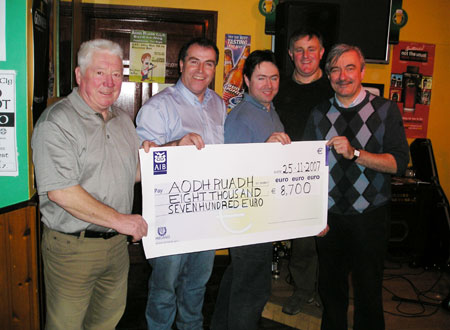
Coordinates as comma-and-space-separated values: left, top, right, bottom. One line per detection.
282, 161, 320, 174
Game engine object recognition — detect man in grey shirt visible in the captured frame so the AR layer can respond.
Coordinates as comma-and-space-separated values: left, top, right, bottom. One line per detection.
32, 39, 149, 329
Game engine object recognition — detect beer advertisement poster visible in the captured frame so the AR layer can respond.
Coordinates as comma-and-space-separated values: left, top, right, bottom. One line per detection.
389, 41, 435, 138
129, 30, 167, 83
223, 34, 251, 111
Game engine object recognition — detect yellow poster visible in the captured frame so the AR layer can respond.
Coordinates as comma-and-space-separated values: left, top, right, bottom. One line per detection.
129, 30, 166, 83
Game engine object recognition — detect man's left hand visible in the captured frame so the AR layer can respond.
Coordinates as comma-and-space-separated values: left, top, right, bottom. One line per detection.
266, 132, 291, 145
142, 140, 159, 152
317, 225, 330, 237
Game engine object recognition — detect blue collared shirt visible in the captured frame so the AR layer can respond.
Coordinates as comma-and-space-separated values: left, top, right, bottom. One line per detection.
136, 79, 226, 145
225, 93, 284, 144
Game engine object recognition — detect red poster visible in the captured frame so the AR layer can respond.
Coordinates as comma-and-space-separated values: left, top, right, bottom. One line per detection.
390, 41, 435, 138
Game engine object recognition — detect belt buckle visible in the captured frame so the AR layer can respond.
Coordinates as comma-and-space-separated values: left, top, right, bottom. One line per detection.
97, 231, 118, 239
102, 231, 117, 239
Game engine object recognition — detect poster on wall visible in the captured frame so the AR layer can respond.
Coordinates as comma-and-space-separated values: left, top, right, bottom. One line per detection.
389, 41, 435, 138
223, 34, 251, 112
129, 30, 167, 83
0, 70, 18, 176
0, 0, 5, 61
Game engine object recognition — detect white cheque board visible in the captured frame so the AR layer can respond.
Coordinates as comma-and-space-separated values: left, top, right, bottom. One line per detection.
139, 141, 329, 258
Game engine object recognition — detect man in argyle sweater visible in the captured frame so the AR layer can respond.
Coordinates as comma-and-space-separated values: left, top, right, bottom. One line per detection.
304, 44, 409, 330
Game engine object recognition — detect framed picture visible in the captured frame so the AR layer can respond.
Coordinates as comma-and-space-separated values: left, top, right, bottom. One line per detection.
363, 83, 384, 97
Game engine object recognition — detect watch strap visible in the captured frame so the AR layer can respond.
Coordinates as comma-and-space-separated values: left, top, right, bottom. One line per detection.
351, 149, 360, 161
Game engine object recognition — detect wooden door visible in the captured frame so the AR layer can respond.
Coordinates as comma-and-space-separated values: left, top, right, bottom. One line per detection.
59, 3, 217, 120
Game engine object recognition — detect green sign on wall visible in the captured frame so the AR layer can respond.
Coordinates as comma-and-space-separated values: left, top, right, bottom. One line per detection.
0, 0, 32, 208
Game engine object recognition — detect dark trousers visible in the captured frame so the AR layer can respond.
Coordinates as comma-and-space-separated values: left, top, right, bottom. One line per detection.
210, 242, 273, 330
288, 236, 318, 298
317, 205, 390, 330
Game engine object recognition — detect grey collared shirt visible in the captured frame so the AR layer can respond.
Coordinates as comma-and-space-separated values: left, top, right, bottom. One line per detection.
31, 88, 139, 233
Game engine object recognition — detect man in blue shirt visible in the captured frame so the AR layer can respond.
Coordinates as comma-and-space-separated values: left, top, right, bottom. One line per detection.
136, 38, 226, 330
210, 50, 290, 330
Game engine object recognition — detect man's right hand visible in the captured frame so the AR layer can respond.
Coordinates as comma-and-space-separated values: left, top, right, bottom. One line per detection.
48, 185, 149, 242
115, 214, 148, 242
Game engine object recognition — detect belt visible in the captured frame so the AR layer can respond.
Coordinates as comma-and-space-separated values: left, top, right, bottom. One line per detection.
65, 230, 119, 239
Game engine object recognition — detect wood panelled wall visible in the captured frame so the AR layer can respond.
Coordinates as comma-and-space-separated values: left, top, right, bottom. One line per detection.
0, 202, 41, 329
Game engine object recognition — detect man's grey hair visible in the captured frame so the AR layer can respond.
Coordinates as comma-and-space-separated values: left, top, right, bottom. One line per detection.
325, 44, 365, 75
77, 39, 123, 74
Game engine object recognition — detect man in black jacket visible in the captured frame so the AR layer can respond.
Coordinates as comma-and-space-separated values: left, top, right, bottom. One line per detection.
274, 28, 334, 315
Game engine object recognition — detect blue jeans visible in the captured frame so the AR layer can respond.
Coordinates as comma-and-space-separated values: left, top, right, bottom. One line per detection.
210, 242, 273, 330
146, 250, 215, 330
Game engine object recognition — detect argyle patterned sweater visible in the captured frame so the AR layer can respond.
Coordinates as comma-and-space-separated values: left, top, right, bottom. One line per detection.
304, 92, 409, 215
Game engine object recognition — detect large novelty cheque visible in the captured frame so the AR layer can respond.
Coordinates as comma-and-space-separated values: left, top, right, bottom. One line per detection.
139, 141, 329, 258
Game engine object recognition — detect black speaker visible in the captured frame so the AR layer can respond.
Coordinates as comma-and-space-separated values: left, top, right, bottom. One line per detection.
408, 138, 450, 267
410, 138, 439, 184
274, 1, 339, 78
389, 180, 433, 261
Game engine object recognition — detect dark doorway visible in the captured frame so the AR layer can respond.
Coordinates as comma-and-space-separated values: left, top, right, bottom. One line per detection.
59, 3, 217, 120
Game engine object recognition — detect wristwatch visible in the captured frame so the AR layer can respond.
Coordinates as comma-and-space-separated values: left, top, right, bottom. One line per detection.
351, 148, 360, 161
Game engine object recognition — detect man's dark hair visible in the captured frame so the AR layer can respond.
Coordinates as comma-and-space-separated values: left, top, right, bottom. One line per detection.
243, 50, 278, 92
243, 50, 278, 80
288, 27, 324, 50
178, 37, 219, 65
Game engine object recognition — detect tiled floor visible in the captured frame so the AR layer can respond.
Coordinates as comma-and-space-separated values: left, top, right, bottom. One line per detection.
117, 243, 450, 330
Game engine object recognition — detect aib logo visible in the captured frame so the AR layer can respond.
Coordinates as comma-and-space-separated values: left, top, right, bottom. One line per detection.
153, 151, 167, 175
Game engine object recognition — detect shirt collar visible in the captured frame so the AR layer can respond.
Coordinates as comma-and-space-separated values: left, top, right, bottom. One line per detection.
334, 87, 367, 108
243, 93, 274, 112
175, 79, 212, 106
